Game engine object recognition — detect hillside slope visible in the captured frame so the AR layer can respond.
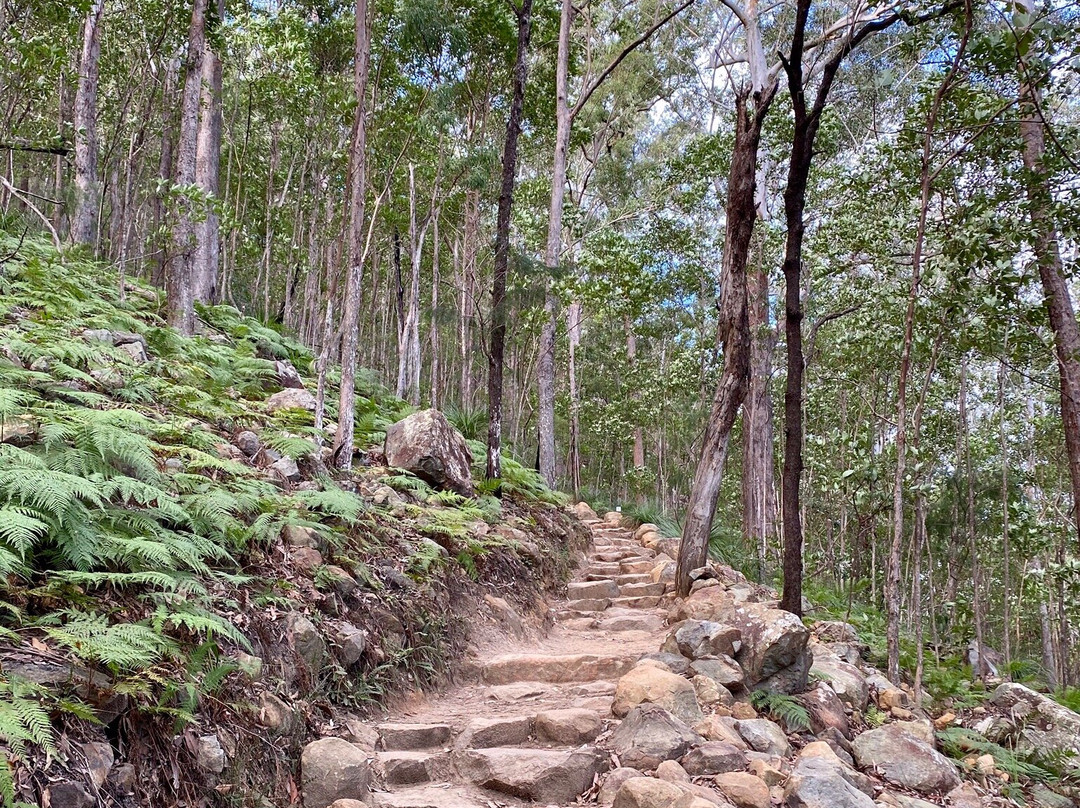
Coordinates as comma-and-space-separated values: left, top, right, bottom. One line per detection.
0, 236, 585, 807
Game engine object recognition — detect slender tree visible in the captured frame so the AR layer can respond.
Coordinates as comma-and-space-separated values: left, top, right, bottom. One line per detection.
71, 0, 106, 248
487, 0, 534, 481
334, 0, 372, 470
192, 0, 223, 304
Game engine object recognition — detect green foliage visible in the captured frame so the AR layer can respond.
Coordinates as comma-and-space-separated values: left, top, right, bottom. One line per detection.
620, 501, 680, 537
937, 726, 1057, 783
749, 690, 811, 732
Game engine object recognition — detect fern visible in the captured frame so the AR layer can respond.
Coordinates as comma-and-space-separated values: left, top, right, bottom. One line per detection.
750, 690, 811, 732
0, 677, 56, 755
937, 726, 1056, 782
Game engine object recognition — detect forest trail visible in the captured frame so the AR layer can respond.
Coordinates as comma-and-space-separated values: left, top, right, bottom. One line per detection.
362, 513, 669, 808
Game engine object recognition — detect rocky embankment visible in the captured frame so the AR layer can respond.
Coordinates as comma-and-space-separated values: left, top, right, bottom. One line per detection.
298, 509, 1080, 808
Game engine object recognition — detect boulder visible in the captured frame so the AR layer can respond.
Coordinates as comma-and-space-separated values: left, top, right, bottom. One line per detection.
286, 613, 327, 671
691, 675, 733, 708
990, 682, 1080, 769
599, 768, 646, 804
689, 656, 745, 689
330, 623, 367, 666
656, 760, 691, 783
197, 734, 226, 773
81, 740, 114, 788
810, 654, 868, 710
301, 737, 372, 808
784, 743, 876, 808
236, 430, 262, 457
609, 704, 704, 770
384, 409, 474, 496
613, 665, 703, 725
736, 719, 790, 757
800, 682, 850, 738
640, 652, 691, 676
267, 388, 317, 412
713, 772, 770, 808
275, 360, 305, 388
574, 501, 600, 521
535, 708, 603, 745
693, 716, 748, 749
612, 778, 684, 808
662, 620, 742, 660
454, 747, 606, 803
42, 783, 94, 808
680, 741, 748, 775
851, 724, 960, 794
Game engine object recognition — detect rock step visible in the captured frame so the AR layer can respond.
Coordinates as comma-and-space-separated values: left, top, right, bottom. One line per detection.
371, 784, 492, 808
482, 652, 638, 684
564, 598, 610, 612
620, 582, 666, 597
379, 723, 454, 751
567, 580, 619, 599
614, 573, 653, 585
610, 595, 664, 609
454, 746, 607, 804
379, 751, 455, 786
619, 560, 655, 574
585, 564, 622, 577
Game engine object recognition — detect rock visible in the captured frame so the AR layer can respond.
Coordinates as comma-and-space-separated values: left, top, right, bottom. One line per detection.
691, 675, 733, 708
689, 656, 745, 689
613, 665, 703, 725
813, 621, 859, 644
483, 594, 525, 636
656, 760, 691, 783
663, 620, 742, 660
680, 741, 748, 775
43, 782, 94, 808
197, 734, 226, 773
271, 455, 301, 481
119, 341, 147, 362
343, 717, 380, 751
633, 523, 659, 540
301, 737, 372, 808
612, 778, 684, 808
693, 716, 748, 749
378, 723, 453, 751
747, 758, 785, 786
236, 430, 262, 457
82, 328, 113, 343
713, 772, 770, 808
456, 716, 534, 749
801, 682, 850, 738
599, 768, 645, 804
945, 782, 983, 808
574, 501, 600, 521
933, 711, 955, 730
535, 708, 602, 745
736, 719, 791, 757
990, 682, 1080, 769
609, 704, 704, 770
381, 751, 454, 785
292, 546, 323, 571
322, 565, 358, 597
256, 690, 296, 733
877, 688, 907, 710
569, 579, 621, 600
267, 388, 317, 412
108, 763, 137, 795
1029, 785, 1074, 808
275, 360, 305, 388
640, 652, 692, 676
454, 746, 605, 803
90, 365, 124, 389
732, 701, 758, 720
81, 740, 114, 788
604, 510, 624, 526
784, 742, 875, 808
484, 652, 635, 684
810, 654, 868, 709
384, 409, 474, 496
331, 623, 367, 665
329, 802, 368, 808
727, 603, 810, 693
235, 652, 263, 679
0, 414, 36, 445
890, 719, 935, 747
851, 724, 960, 794
286, 613, 327, 671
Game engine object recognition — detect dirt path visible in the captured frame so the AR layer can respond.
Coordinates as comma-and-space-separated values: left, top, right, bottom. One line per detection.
363, 514, 668, 807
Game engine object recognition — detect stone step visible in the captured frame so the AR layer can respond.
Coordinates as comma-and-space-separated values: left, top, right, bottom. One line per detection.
455, 715, 534, 749
567, 580, 619, 600
564, 597, 610, 612
596, 613, 665, 632
610, 595, 663, 609
593, 550, 641, 562
620, 560, 655, 575
371, 784, 491, 808
379, 751, 455, 786
379, 723, 454, 751
614, 573, 653, 586
620, 582, 666, 598
455, 746, 607, 804
482, 652, 637, 684
585, 563, 622, 577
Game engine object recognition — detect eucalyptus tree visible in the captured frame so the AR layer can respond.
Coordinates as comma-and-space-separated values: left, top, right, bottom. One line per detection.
71, 0, 106, 247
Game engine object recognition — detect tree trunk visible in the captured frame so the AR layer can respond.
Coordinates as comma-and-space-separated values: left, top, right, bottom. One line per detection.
486, 0, 534, 481
167, 0, 208, 334
960, 357, 986, 679
568, 299, 583, 496
396, 164, 426, 406
333, 0, 371, 469
675, 86, 774, 597
742, 258, 777, 583
192, 0, 223, 304
537, 0, 572, 486
1016, 0, 1080, 550
71, 0, 106, 248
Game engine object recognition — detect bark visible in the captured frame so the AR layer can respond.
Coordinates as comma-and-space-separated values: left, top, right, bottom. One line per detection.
1016, 0, 1080, 549
430, 215, 441, 409
71, 0, 106, 248
568, 300, 583, 496
396, 164, 426, 406
960, 357, 986, 680
742, 258, 777, 583
333, 0, 371, 470
675, 86, 775, 597
192, 0, 223, 304
626, 315, 645, 472
167, 0, 208, 335
486, 0, 533, 481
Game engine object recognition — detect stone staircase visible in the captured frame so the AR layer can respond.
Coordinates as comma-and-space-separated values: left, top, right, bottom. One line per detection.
363, 514, 672, 808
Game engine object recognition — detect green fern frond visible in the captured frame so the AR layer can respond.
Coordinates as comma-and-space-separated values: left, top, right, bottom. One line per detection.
750, 690, 811, 732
